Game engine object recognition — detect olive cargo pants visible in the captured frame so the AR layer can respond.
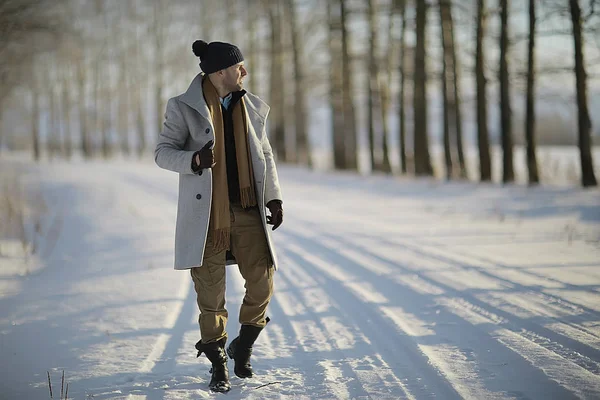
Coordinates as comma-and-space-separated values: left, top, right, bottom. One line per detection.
190, 203, 274, 344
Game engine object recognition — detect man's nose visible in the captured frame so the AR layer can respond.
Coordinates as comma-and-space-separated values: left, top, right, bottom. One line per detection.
241, 67, 247, 77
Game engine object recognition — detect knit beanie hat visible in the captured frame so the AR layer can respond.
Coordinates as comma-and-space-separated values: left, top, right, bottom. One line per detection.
192, 40, 244, 74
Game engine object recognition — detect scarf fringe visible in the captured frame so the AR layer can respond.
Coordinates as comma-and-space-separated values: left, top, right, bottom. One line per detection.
240, 187, 257, 209
212, 228, 230, 253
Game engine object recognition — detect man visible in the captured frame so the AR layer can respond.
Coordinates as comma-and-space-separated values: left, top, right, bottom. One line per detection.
154, 39, 283, 393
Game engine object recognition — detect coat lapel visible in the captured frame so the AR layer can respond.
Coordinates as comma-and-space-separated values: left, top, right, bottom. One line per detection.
243, 92, 270, 125
180, 73, 212, 122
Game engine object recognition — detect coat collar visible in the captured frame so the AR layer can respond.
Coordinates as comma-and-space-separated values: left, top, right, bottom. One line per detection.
179, 73, 270, 124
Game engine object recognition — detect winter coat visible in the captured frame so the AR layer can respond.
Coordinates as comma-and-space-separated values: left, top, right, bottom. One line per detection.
154, 73, 282, 270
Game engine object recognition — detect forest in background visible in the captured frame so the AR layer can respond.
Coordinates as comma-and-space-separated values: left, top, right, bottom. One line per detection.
0, 0, 599, 186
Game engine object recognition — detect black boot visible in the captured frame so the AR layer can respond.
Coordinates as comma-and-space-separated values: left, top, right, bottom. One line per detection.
226, 318, 269, 378
195, 338, 231, 392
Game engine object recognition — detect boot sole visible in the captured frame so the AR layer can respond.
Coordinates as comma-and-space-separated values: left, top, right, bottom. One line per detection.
209, 383, 231, 393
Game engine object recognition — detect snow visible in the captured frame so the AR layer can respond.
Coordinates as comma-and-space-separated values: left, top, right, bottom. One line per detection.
1, 158, 599, 399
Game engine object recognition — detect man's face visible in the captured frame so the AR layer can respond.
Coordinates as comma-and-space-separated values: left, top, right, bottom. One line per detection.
222, 62, 247, 92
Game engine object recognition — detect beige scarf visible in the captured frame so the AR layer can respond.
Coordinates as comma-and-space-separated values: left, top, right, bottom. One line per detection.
203, 76, 257, 253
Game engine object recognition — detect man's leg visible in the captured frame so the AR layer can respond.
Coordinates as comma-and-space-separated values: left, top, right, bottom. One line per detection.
190, 231, 231, 392
227, 204, 274, 378
230, 204, 274, 327
190, 232, 228, 344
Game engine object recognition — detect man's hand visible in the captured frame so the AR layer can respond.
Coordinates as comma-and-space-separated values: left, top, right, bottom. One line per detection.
266, 200, 283, 231
193, 140, 216, 170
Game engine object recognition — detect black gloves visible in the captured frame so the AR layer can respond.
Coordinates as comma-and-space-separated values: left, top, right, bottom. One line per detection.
266, 200, 283, 231
192, 140, 216, 172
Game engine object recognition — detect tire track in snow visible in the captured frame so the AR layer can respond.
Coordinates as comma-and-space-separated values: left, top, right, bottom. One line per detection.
275, 259, 410, 399
344, 205, 600, 346
281, 226, 583, 399
296, 228, 600, 396
392, 235, 600, 331
291, 206, 600, 369
438, 296, 600, 398
348, 233, 600, 372
278, 238, 462, 399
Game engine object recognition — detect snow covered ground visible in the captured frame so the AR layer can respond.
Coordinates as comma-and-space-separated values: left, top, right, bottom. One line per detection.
1, 158, 599, 399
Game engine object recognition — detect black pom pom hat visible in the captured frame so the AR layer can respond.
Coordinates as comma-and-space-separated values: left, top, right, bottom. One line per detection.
192, 40, 244, 74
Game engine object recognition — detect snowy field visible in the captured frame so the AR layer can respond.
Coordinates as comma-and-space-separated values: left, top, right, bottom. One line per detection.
1, 157, 600, 399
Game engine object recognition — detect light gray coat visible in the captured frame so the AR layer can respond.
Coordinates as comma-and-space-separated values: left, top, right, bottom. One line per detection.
154, 73, 282, 270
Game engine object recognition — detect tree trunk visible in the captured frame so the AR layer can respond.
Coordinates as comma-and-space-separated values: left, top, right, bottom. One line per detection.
439, 0, 453, 180
569, 0, 597, 187
136, 94, 146, 157
379, 1, 393, 174
48, 74, 58, 160
414, 0, 432, 176
367, 0, 378, 172
118, 10, 130, 157
61, 65, 72, 160
99, 65, 109, 159
499, 0, 514, 183
154, 1, 165, 141
341, 0, 358, 170
268, 0, 286, 162
134, 21, 146, 158
329, 0, 345, 169
447, 0, 466, 178
287, 0, 311, 167
31, 83, 41, 162
77, 50, 89, 158
120, 57, 130, 157
397, 0, 407, 174
525, 0, 539, 184
476, 0, 492, 181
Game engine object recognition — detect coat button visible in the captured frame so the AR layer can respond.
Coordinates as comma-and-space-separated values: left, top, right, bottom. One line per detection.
198, 170, 203, 176
205, 128, 210, 134
196, 194, 202, 200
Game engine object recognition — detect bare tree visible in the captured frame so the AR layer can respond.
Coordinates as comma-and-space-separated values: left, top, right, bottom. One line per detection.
117, 3, 130, 157
475, 0, 492, 181
525, 0, 539, 184
379, 0, 393, 174
268, 0, 286, 161
286, 0, 311, 167
30, 57, 42, 161
129, 0, 147, 158
329, 0, 345, 169
75, 42, 90, 158
153, 0, 166, 141
447, 0, 466, 178
61, 63, 73, 160
341, 0, 358, 170
439, 0, 454, 180
367, 0, 378, 172
414, 0, 432, 176
569, 0, 597, 187
499, 0, 514, 183
396, 0, 407, 174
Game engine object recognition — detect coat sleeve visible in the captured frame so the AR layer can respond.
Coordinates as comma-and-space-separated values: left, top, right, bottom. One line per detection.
154, 98, 197, 175
262, 130, 283, 205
